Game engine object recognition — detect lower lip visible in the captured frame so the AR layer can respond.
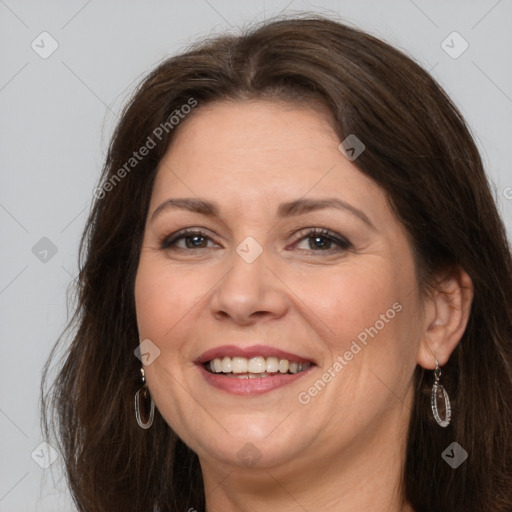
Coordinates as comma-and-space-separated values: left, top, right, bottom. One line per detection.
197, 364, 314, 396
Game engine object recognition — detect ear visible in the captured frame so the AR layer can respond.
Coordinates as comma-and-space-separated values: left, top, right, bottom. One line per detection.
416, 266, 474, 369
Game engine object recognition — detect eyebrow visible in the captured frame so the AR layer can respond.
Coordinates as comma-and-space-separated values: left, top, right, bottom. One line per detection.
150, 197, 375, 229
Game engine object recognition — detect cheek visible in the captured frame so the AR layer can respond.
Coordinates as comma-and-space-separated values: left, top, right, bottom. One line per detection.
135, 262, 168, 339
134, 257, 200, 340
329, 261, 420, 387
300, 261, 406, 349
304, 260, 421, 397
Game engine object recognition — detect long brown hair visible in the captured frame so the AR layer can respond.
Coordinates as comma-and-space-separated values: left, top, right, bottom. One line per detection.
41, 14, 512, 512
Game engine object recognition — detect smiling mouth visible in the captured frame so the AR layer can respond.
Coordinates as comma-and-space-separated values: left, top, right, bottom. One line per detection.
203, 356, 313, 378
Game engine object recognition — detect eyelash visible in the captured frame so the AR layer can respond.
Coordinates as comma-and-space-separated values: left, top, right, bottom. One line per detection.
159, 227, 352, 254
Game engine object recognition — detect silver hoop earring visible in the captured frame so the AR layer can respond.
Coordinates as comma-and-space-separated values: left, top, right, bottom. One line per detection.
135, 368, 154, 429
431, 359, 451, 428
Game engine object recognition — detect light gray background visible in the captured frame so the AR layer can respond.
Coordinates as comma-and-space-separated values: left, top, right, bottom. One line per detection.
1, 1, 511, 510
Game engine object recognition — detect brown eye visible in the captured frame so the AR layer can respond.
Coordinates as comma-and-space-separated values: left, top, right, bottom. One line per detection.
293, 228, 352, 253
160, 229, 219, 250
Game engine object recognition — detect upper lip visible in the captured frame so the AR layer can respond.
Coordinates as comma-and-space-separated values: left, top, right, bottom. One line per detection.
195, 344, 316, 365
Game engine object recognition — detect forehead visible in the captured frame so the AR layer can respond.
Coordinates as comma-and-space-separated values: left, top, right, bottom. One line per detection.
151, 100, 377, 206
171, 99, 338, 161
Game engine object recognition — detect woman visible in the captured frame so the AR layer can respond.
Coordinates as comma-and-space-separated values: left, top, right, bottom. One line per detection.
41, 14, 512, 512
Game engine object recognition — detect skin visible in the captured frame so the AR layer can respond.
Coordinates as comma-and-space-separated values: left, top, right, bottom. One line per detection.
134, 100, 473, 512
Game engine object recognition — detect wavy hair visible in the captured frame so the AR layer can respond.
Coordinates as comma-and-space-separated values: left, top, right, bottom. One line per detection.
41, 14, 512, 512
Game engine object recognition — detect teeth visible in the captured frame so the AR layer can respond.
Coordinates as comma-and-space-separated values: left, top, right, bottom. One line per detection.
249, 372, 268, 379
278, 359, 289, 373
248, 356, 266, 373
266, 357, 279, 373
232, 357, 248, 374
221, 356, 232, 373
213, 358, 223, 373
223, 372, 271, 379
206, 356, 311, 375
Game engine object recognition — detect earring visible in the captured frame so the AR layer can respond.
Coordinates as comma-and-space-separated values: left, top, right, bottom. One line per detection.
135, 368, 154, 429
431, 359, 451, 428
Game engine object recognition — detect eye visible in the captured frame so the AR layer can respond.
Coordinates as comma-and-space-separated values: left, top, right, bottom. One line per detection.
159, 227, 352, 254
160, 229, 219, 250
292, 228, 352, 253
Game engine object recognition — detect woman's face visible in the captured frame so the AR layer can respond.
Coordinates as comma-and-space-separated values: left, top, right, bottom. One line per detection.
135, 100, 425, 473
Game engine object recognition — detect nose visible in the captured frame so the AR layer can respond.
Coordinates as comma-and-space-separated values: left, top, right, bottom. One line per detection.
209, 244, 289, 325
